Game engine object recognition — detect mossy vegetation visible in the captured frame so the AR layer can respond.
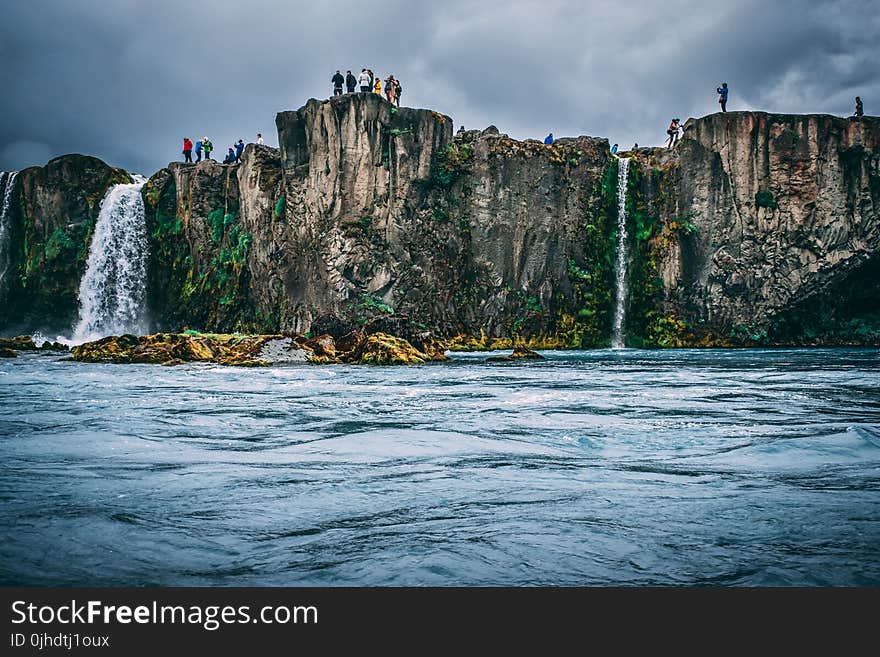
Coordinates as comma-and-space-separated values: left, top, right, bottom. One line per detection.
145, 174, 266, 334
549, 157, 619, 347
755, 189, 778, 210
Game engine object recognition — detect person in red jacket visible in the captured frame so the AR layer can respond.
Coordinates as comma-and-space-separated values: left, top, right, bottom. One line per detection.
182, 137, 193, 163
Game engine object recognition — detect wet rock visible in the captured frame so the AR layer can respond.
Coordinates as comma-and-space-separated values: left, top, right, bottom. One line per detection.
0, 347, 18, 358
350, 332, 428, 365
0, 336, 37, 350
303, 333, 336, 358
486, 345, 545, 362
39, 341, 69, 351
335, 330, 365, 356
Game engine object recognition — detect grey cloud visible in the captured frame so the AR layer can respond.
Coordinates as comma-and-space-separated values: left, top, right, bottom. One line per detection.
0, 0, 876, 174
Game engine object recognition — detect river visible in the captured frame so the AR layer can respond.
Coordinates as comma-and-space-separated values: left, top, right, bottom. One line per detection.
1, 348, 878, 585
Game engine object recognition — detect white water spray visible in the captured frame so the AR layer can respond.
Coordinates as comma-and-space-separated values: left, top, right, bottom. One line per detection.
72, 176, 149, 342
611, 158, 630, 349
0, 170, 19, 297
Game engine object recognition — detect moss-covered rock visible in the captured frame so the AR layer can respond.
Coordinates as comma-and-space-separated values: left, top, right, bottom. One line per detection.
71, 329, 444, 366
350, 332, 431, 365
0, 335, 37, 350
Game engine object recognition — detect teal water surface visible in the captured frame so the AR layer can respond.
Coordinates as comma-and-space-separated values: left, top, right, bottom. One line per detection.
1, 348, 879, 585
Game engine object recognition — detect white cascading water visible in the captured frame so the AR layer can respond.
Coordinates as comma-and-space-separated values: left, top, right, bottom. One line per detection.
611, 157, 630, 349
72, 176, 149, 342
0, 170, 19, 297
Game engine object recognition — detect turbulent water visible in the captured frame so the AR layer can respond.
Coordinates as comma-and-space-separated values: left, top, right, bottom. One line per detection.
0, 171, 18, 298
611, 158, 630, 349
72, 176, 149, 342
2, 348, 879, 586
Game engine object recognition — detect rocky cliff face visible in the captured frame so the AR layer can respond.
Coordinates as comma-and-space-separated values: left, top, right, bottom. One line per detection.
629, 112, 880, 345
1, 155, 132, 333
4, 97, 878, 347
148, 93, 614, 344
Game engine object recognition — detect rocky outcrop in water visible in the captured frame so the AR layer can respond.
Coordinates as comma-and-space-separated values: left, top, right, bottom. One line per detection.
71, 329, 446, 366
0, 155, 132, 333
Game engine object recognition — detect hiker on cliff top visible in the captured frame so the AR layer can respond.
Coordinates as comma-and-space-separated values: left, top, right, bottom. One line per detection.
194, 139, 203, 163
717, 83, 729, 112
223, 147, 236, 164
345, 70, 357, 93
384, 75, 396, 103
373, 77, 382, 95
393, 78, 402, 107
854, 96, 864, 117
368, 69, 375, 89
357, 69, 371, 92
257, 133, 264, 145
331, 70, 344, 96
611, 143, 618, 154
665, 118, 681, 149
182, 137, 193, 163
203, 137, 213, 160
544, 133, 554, 145
235, 139, 245, 163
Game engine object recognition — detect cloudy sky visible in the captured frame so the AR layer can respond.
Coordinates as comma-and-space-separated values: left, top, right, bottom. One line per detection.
1, 0, 877, 174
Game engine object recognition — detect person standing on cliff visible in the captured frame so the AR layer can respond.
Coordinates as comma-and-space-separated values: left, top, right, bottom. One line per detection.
182, 137, 193, 163
358, 69, 371, 92
611, 143, 618, 154
384, 75, 396, 103
346, 70, 357, 93
544, 133, 554, 145
854, 96, 864, 117
665, 118, 681, 149
373, 77, 382, 95
331, 70, 344, 96
368, 69, 375, 89
257, 133, 264, 145
235, 139, 244, 163
195, 139, 203, 162
717, 83, 729, 112
203, 137, 213, 160
393, 78, 402, 107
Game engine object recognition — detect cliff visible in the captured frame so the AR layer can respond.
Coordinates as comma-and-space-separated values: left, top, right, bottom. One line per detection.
146, 93, 614, 345
628, 111, 880, 345
0, 155, 132, 332
3, 96, 878, 348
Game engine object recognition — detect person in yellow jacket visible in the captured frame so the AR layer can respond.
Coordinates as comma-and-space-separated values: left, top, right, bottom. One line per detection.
374, 78, 382, 95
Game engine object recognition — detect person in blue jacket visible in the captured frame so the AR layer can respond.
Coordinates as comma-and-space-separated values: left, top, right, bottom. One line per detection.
223, 147, 236, 164
235, 139, 245, 163
544, 133, 554, 145
717, 83, 729, 112
611, 143, 618, 154
195, 140, 203, 163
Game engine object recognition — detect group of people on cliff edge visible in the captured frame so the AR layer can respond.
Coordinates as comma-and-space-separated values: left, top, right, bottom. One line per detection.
332, 69, 402, 106
181, 135, 263, 165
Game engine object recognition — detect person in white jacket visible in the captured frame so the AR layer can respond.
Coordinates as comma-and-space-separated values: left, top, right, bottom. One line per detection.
357, 69, 371, 93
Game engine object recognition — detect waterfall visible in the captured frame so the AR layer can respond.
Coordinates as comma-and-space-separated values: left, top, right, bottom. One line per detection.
72, 176, 149, 342
0, 171, 18, 299
611, 157, 630, 349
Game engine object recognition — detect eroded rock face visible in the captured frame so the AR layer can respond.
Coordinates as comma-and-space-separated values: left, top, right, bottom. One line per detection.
1, 155, 132, 333
631, 112, 880, 345
273, 94, 611, 339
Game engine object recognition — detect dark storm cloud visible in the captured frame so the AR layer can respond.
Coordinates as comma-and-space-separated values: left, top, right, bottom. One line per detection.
1, 0, 877, 174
